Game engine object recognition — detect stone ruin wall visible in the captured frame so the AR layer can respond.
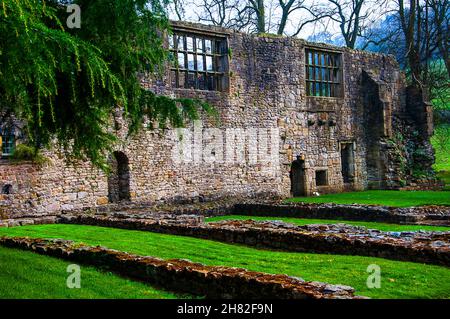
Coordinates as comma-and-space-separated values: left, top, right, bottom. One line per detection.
144, 22, 412, 196
0, 21, 433, 217
0, 156, 107, 216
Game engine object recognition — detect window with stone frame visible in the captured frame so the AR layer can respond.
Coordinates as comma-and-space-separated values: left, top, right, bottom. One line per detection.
315, 170, 328, 186
1, 128, 15, 157
305, 49, 343, 97
168, 31, 228, 91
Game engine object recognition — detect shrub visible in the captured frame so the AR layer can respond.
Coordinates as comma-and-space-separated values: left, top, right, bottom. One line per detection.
10, 144, 48, 165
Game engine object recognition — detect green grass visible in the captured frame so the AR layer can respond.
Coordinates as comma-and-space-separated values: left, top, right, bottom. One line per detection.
206, 215, 450, 232
285, 190, 450, 207
431, 124, 450, 190
1, 224, 449, 299
432, 143, 450, 172
0, 245, 185, 299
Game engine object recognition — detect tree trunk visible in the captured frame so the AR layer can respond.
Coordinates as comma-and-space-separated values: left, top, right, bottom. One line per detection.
398, 0, 422, 85
429, 0, 450, 77
256, 0, 266, 33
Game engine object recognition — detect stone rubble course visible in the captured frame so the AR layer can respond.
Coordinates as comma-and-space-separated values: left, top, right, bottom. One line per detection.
56, 214, 450, 267
235, 202, 450, 226
3, 199, 449, 225
0, 236, 365, 299
0, 215, 58, 227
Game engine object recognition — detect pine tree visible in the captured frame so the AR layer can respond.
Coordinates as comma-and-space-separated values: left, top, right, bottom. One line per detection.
0, 0, 214, 169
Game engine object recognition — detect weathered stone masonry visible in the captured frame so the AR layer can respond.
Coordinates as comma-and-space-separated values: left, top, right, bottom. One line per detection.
0, 21, 435, 217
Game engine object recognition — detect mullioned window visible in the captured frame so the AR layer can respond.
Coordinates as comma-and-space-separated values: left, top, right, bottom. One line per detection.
169, 32, 228, 91
306, 49, 343, 97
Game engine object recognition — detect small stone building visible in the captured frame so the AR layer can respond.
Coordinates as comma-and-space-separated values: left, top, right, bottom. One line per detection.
0, 21, 435, 216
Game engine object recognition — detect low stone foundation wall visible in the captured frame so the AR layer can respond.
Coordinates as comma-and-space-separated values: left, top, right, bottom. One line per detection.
95, 199, 237, 217
0, 215, 58, 228
0, 236, 363, 299
3, 198, 449, 226
1, 210, 449, 267
234, 203, 450, 226
59, 215, 450, 267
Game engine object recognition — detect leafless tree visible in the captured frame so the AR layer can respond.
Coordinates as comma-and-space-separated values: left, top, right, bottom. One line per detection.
397, 0, 424, 84
277, 0, 327, 36
323, 0, 389, 49
196, 0, 236, 26
194, 0, 266, 33
168, 0, 191, 20
215, 0, 268, 33
194, 0, 255, 31
192, 0, 325, 35
360, 1, 448, 94
178, 0, 256, 32
428, 0, 449, 77
192, 0, 266, 33
250, 0, 267, 33
395, 0, 448, 85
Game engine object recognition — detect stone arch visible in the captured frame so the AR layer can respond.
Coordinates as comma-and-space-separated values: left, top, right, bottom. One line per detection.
108, 151, 131, 203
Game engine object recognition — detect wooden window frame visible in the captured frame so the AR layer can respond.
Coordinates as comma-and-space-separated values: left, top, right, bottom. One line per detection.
1, 132, 15, 157
169, 31, 228, 91
305, 48, 343, 98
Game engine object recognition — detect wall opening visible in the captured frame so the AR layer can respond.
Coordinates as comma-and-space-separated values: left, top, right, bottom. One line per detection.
315, 170, 328, 186
341, 143, 355, 184
290, 158, 306, 197
362, 71, 390, 189
108, 151, 131, 203
2, 184, 12, 195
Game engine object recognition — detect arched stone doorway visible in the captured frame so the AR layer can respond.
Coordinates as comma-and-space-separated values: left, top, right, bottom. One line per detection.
108, 151, 131, 203
290, 157, 306, 197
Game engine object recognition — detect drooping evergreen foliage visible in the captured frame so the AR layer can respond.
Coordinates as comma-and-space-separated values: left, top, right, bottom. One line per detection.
0, 0, 215, 169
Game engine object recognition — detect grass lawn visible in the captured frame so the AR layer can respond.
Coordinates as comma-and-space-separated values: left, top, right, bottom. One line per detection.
285, 190, 450, 207
0, 246, 185, 299
431, 124, 450, 190
1, 224, 449, 299
206, 215, 450, 232
432, 124, 450, 173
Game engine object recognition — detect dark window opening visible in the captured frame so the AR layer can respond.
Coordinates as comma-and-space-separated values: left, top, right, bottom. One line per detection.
341, 143, 355, 184
169, 32, 228, 91
305, 49, 342, 97
315, 170, 328, 186
108, 151, 131, 203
